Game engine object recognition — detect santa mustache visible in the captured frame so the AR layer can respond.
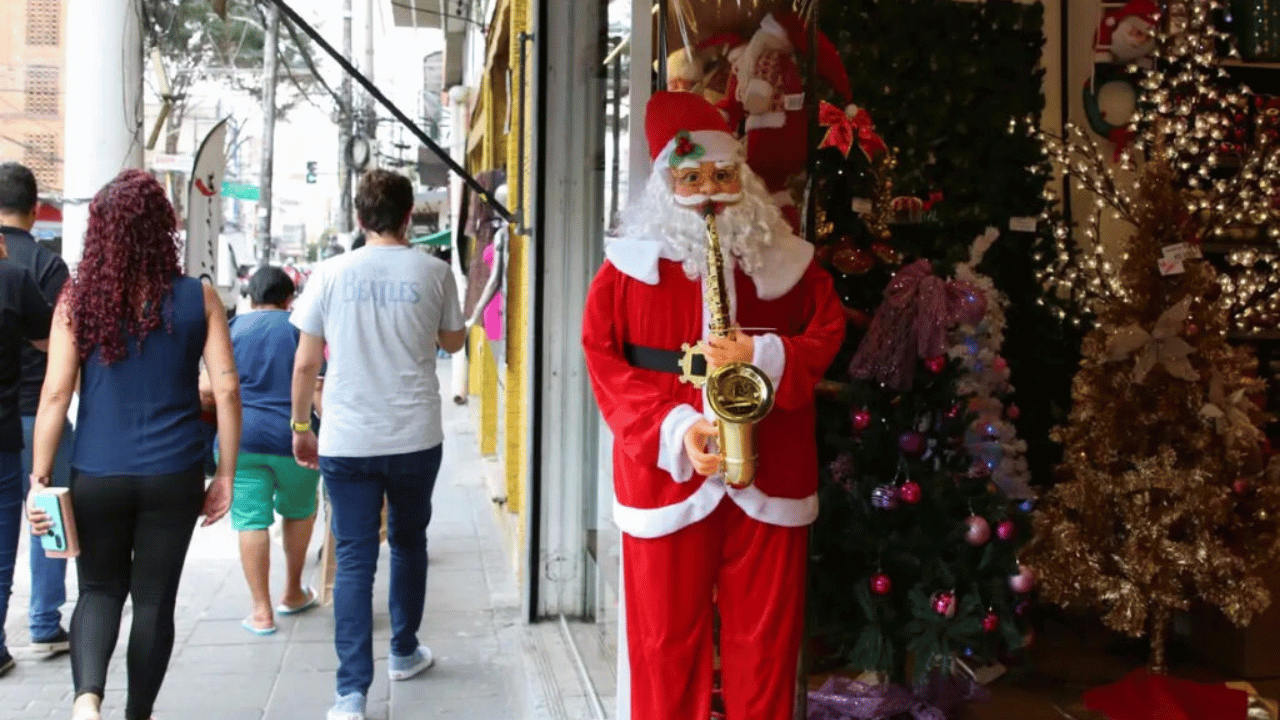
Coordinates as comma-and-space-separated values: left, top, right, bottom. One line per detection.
672, 191, 744, 208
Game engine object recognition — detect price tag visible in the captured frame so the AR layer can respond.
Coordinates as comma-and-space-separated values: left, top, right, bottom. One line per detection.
1009, 216, 1038, 233
1158, 257, 1186, 276
850, 198, 874, 215
1161, 243, 1202, 262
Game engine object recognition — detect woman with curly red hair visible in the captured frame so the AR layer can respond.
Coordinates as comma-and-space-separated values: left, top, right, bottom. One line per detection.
25, 168, 242, 720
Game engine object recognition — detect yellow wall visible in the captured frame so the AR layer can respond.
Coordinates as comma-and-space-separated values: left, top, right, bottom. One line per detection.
503, 0, 533, 517
467, 0, 531, 522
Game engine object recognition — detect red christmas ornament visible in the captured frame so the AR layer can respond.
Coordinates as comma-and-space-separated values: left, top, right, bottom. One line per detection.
996, 519, 1018, 541
1185, 321, 1200, 337
993, 356, 1008, 372
898, 481, 922, 504
898, 431, 926, 457
869, 572, 892, 596
964, 515, 991, 545
924, 355, 947, 374
852, 410, 873, 432
945, 404, 962, 420
981, 611, 1000, 634
1234, 478, 1251, 496
931, 590, 957, 618
1005, 404, 1021, 420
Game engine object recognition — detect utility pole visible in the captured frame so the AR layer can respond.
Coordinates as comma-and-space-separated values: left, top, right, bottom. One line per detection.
365, 0, 376, 147
62, 0, 143, 267
338, 0, 354, 238
257, 3, 280, 265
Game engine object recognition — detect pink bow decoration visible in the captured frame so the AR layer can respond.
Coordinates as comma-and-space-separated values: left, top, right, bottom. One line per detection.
820, 102, 889, 160
849, 260, 984, 391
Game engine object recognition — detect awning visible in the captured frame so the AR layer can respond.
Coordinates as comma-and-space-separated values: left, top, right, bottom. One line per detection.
412, 228, 453, 247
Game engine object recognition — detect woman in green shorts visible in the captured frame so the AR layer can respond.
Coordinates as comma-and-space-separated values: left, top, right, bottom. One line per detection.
206, 267, 322, 634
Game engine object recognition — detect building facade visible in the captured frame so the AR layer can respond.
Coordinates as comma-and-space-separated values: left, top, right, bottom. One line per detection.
0, 0, 66, 193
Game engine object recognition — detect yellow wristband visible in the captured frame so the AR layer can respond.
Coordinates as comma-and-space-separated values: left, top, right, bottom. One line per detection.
291, 420, 312, 433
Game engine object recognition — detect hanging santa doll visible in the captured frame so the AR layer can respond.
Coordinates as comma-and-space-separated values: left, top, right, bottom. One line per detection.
1095, 0, 1160, 66
582, 91, 845, 720
719, 10, 853, 231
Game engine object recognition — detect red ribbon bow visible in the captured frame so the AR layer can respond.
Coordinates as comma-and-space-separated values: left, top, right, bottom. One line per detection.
819, 101, 888, 160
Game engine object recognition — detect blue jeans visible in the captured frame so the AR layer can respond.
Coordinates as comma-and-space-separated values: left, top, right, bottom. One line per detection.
20, 415, 72, 640
0, 451, 23, 653
320, 445, 442, 697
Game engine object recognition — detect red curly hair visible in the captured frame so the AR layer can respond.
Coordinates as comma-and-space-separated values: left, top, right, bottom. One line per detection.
68, 169, 182, 365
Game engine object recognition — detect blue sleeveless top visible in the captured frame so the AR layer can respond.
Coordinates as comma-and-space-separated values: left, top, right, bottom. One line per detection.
73, 276, 207, 477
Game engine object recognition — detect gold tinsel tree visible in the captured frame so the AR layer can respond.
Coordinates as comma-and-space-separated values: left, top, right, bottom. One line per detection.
1022, 0, 1280, 670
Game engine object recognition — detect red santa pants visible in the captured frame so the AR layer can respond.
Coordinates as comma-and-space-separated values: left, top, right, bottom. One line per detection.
622, 497, 807, 720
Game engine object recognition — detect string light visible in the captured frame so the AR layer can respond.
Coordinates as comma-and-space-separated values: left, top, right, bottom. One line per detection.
1031, 0, 1280, 329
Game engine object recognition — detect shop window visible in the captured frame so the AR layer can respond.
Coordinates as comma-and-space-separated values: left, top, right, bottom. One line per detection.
24, 133, 59, 189
26, 0, 60, 46
25, 66, 59, 117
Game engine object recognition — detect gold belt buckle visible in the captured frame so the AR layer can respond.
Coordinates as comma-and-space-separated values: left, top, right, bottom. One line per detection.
678, 343, 707, 387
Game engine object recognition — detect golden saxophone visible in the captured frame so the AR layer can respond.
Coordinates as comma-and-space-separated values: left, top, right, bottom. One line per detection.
678, 205, 775, 489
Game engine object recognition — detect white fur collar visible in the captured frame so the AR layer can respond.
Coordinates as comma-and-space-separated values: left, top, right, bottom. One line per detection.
604, 233, 813, 301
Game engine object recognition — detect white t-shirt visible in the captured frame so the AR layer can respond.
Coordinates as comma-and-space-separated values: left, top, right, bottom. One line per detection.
291, 245, 465, 457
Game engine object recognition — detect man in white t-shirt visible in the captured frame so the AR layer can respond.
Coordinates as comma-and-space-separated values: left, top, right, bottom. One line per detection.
288, 169, 466, 720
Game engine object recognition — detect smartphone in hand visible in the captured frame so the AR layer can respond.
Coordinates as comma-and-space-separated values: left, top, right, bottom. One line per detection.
33, 488, 79, 558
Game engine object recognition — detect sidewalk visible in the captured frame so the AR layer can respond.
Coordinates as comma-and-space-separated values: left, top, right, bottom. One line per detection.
0, 360, 578, 720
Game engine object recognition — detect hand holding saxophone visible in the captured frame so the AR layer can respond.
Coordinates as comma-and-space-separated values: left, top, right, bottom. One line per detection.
701, 332, 754, 369
683, 419, 721, 477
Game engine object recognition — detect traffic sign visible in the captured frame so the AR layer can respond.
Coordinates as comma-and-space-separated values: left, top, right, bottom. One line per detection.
221, 181, 260, 201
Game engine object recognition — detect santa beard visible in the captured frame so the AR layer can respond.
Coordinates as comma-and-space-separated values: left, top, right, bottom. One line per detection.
616, 164, 794, 280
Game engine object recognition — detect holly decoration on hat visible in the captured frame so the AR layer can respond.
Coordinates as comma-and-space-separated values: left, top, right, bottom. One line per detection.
668, 130, 705, 168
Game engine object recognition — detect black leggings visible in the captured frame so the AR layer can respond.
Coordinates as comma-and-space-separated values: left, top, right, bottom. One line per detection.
69, 466, 204, 720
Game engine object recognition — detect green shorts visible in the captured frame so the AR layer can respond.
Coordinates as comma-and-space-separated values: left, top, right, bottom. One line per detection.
230, 453, 321, 531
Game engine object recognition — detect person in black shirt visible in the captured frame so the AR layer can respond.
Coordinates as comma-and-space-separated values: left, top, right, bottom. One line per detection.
0, 162, 73, 657
0, 233, 54, 678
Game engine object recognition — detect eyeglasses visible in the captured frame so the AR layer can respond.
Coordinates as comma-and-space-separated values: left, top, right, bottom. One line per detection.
670, 166, 740, 191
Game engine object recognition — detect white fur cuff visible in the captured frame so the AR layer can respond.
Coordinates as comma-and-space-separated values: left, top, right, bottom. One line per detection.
658, 404, 704, 483
752, 333, 786, 390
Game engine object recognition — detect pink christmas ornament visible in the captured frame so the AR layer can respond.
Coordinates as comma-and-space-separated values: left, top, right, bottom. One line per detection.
852, 409, 872, 432
1009, 564, 1037, 594
964, 515, 991, 545
898, 431, 926, 457
930, 590, 957, 618
996, 519, 1018, 541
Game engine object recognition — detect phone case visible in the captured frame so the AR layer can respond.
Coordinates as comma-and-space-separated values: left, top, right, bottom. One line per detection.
33, 488, 78, 558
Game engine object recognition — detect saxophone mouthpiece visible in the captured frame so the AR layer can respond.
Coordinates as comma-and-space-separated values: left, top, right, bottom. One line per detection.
701, 201, 719, 218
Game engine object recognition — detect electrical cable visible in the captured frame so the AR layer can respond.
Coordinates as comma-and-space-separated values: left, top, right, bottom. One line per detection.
261, 0, 513, 223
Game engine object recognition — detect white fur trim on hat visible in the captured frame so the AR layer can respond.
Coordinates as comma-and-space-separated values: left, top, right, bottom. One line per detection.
655, 129, 744, 170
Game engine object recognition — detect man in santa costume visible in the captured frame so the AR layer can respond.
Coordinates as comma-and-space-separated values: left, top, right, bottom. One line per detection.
581, 91, 845, 719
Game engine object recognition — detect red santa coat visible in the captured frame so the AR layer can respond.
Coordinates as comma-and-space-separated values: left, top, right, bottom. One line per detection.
582, 234, 846, 538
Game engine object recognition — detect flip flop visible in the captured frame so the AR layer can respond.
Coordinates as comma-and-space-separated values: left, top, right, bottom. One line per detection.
276, 586, 319, 616
241, 617, 278, 636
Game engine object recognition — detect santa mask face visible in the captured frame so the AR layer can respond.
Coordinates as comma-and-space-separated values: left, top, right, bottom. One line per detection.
668, 161, 744, 211
1112, 15, 1156, 62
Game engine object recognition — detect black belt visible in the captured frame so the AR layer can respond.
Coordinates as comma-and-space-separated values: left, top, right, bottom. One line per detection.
624, 342, 705, 377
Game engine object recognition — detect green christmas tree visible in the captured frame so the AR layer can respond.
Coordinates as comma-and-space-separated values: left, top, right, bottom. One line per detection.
806, 0, 1072, 683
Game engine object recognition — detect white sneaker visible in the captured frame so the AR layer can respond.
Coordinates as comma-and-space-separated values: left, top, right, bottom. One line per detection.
387, 645, 434, 681
326, 692, 366, 720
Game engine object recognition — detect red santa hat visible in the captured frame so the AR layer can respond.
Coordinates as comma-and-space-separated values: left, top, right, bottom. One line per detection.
768, 10, 852, 106
1099, 0, 1161, 44
646, 90, 744, 169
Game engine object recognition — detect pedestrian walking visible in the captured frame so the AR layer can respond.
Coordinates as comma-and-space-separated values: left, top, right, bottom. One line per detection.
0, 162, 74, 657
26, 169, 242, 720
210, 266, 321, 635
0, 232, 53, 679
289, 169, 466, 720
